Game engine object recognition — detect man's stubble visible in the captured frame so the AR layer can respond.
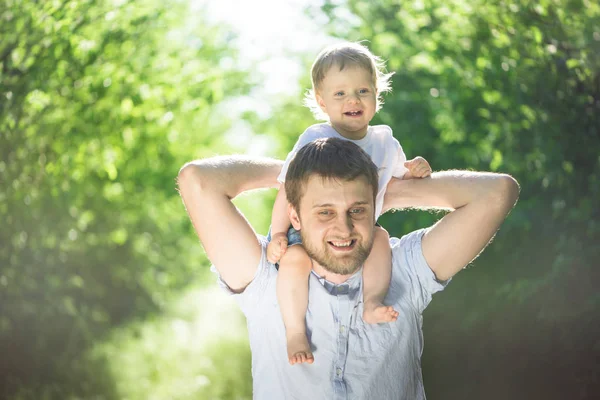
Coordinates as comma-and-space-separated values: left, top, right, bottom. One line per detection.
300, 228, 375, 276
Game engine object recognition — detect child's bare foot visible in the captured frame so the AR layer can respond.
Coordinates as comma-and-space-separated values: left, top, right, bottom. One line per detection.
286, 332, 314, 365
363, 301, 399, 324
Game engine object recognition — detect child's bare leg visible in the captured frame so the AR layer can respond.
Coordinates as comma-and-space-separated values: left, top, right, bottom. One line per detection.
277, 244, 314, 365
362, 226, 399, 324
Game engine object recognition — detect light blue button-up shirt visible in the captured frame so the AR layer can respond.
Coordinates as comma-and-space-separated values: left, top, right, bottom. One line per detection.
212, 229, 449, 399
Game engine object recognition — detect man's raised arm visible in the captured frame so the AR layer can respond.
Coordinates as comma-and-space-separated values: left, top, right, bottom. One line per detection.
177, 156, 283, 292
383, 171, 520, 281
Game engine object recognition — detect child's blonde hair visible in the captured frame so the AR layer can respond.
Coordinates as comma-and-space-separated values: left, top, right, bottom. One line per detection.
304, 42, 394, 121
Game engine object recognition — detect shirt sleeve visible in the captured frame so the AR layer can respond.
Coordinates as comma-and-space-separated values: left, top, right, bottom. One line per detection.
210, 235, 277, 316
392, 228, 450, 314
392, 142, 409, 178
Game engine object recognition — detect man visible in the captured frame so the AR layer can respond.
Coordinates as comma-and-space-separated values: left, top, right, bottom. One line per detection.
177, 138, 519, 399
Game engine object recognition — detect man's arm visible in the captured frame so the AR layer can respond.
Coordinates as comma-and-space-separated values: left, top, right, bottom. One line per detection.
382, 171, 520, 281
177, 156, 283, 292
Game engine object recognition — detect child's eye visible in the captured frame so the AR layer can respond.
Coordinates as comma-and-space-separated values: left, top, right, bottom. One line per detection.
334, 91, 344, 96
359, 88, 369, 94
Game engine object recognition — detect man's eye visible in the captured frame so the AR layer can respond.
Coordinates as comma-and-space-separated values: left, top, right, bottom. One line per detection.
350, 208, 364, 214
319, 210, 331, 215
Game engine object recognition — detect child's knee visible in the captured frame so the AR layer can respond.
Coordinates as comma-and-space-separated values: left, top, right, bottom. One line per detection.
279, 245, 311, 271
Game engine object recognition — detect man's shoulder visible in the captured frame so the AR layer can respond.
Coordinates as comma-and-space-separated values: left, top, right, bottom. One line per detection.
210, 235, 277, 309
390, 229, 427, 257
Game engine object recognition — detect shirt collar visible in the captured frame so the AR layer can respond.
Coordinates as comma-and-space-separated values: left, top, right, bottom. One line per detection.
310, 268, 362, 296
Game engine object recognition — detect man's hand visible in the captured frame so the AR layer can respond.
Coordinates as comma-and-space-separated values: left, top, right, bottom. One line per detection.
267, 232, 288, 264
403, 157, 432, 179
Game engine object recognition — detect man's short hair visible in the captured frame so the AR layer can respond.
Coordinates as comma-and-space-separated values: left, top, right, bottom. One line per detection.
285, 138, 379, 213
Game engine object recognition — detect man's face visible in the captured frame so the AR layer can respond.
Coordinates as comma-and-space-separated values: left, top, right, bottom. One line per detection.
315, 65, 377, 140
289, 175, 376, 276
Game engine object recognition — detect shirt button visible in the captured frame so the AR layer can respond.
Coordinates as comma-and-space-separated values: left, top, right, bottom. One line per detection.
336, 368, 342, 377
339, 325, 345, 333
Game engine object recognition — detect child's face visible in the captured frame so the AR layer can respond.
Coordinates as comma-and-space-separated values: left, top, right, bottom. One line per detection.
315, 65, 377, 140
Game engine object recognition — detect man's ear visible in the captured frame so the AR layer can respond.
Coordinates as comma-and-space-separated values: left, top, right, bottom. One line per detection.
288, 203, 302, 230
315, 92, 327, 113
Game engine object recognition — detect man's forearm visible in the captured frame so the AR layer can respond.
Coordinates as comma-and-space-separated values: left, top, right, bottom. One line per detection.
178, 155, 283, 200
382, 170, 519, 213
383, 170, 519, 281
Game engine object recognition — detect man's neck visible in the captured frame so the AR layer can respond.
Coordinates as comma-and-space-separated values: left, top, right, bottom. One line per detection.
310, 259, 358, 285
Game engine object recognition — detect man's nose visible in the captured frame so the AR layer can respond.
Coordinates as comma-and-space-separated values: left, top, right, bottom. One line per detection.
333, 214, 353, 236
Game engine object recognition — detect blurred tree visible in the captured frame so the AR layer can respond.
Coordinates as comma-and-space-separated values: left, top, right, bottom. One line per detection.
314, 0, 600, 398
0, 0, 253, 397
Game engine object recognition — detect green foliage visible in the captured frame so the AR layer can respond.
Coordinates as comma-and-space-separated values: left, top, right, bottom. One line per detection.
0, 0, 254, 397
91, 286, 252, 400
319, 0, 600, 397
3, 0, 599, 397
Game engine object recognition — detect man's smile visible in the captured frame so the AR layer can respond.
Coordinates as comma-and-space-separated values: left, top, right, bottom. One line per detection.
327, 239, 357, 252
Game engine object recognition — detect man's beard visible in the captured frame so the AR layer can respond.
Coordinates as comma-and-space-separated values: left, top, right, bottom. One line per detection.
300, 230, 374, 275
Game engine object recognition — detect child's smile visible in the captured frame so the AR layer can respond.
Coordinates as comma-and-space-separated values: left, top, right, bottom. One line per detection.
344, 110, 363, 117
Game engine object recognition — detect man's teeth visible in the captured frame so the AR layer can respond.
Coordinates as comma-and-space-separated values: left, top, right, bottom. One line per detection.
331, 240, 352, 247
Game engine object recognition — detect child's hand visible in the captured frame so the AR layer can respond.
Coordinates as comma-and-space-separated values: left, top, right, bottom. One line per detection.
267, 232, 288, 264
403, 157, 432, 179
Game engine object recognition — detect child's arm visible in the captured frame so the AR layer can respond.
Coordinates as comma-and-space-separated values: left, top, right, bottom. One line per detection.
403, 156, 432, 180
267, 187, 291, 263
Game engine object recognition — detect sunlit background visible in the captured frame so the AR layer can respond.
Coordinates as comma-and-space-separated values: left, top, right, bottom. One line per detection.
1, 0, 599, 399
